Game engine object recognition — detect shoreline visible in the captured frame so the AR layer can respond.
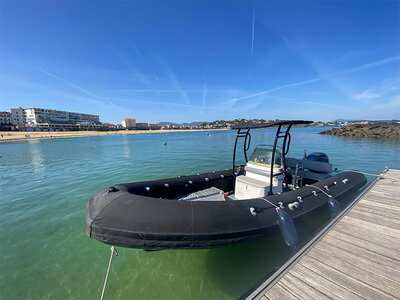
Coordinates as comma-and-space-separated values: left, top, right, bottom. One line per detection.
319, 123, 400, 139
0, 128, 229, 142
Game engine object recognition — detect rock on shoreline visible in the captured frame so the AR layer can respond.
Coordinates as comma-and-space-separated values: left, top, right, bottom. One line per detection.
319, 123, 400, 139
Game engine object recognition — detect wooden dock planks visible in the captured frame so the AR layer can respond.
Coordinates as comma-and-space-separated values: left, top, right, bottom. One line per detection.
260, 169, 400, 300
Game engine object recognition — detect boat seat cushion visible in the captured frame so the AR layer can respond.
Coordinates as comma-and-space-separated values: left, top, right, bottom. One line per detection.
245, 165, 271, 177
285, 158, 332, 173
236, 175, 269, 188
286, 168, 331, 181
302, 170, 331, 181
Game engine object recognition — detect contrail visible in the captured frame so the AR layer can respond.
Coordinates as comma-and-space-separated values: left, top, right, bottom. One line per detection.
118, 89, 184, 93
36, 67, 98, 98
202, 81, 207, 108
124, 98, 218, 110
168, 70, 192, 106
225, 77, 322, 105
251, 6, 255, 56
129, 42, 143, 59
224, 55, 400, 105
155, 54, 192, 106
338, 55, 400, 74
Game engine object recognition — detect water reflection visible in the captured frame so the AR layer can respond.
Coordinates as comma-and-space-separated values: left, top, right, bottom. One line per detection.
122, 134, 131, 158
205, 232, 289, 297
27, 139, 45, 173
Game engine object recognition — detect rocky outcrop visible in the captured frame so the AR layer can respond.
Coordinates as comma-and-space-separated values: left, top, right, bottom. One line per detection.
319, 123, 400, 139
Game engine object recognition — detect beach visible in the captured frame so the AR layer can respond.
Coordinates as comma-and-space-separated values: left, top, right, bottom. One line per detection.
0, 128, 228, 142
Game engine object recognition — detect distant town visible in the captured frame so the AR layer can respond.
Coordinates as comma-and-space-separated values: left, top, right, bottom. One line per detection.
0, 107, 398, 132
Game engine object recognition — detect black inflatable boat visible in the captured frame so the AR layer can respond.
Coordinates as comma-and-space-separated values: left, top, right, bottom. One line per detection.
86, 120, 367, 249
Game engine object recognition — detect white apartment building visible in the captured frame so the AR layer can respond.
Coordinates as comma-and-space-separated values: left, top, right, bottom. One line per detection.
11, 107, 100, 128
121, 118, 136, 129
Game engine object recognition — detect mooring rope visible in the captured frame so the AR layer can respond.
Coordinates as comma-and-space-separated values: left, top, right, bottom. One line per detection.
100, 246, 118, 300
342, 169, 398, 182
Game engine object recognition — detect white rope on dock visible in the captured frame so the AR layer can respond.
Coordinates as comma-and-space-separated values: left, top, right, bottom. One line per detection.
100, 246, 118, 300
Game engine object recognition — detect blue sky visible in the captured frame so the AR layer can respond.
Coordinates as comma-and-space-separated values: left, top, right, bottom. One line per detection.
0, 1, 399, 124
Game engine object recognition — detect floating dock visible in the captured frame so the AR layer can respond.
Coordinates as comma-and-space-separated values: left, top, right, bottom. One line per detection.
248, 169, 400, 300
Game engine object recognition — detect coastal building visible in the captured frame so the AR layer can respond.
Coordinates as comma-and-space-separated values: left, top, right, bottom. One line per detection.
102, 122, 118, 129
149, 123, 161, 130
121, 118, 136, 129
10, 107, 101, 131
161, 124, 173, 130
11, 107, 99, 126
135, 122, 149, 129
10, 108, 24, 127
0, 111, 12, 131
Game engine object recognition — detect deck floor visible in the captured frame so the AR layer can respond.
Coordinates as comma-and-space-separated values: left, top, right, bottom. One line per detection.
261, 169, 400, 300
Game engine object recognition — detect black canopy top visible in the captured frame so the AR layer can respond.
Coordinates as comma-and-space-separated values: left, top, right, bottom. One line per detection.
232, 120, 313, 129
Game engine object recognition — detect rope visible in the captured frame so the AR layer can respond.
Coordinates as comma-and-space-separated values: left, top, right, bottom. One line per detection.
342, 169, 399, 182
306, 184, 332, 198
100, 246, 118, 300
261, 196, 280, 210
343, 170, 384, 177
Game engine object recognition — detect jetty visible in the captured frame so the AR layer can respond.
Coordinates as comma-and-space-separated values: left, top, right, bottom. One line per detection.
247, 169, 400, 300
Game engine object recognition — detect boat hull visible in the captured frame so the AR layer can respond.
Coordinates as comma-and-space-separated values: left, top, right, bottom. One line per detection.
86, 170, 366, 249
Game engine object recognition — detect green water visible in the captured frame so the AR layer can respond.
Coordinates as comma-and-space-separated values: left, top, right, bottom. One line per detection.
1, 128, 399, 300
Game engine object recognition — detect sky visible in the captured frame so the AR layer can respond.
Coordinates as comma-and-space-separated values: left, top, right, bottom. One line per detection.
0, 1, 399, 124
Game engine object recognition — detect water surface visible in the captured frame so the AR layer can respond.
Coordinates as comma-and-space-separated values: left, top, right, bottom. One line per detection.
1, 127, 399, 299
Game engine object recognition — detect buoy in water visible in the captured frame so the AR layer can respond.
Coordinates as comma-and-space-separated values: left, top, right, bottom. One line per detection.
276, 208, 299, 249
206, 133, 209, 136
328, 197, 340, 218
163, 142, 167, 145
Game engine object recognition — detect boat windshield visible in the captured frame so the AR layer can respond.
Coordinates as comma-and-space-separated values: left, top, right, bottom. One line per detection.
248, 145, 282, 167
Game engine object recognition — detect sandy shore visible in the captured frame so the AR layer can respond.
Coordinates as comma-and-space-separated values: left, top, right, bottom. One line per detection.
0, 128, 228, 142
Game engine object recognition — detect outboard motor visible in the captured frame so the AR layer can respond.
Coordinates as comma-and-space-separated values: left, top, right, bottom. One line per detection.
306, 152, 329, 163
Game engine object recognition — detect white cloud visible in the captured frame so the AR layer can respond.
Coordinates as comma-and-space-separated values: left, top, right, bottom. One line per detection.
354, 89, 381, 100
375, 94, 400, 109
353, 77, 400, 102
221, 55, 400, 107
